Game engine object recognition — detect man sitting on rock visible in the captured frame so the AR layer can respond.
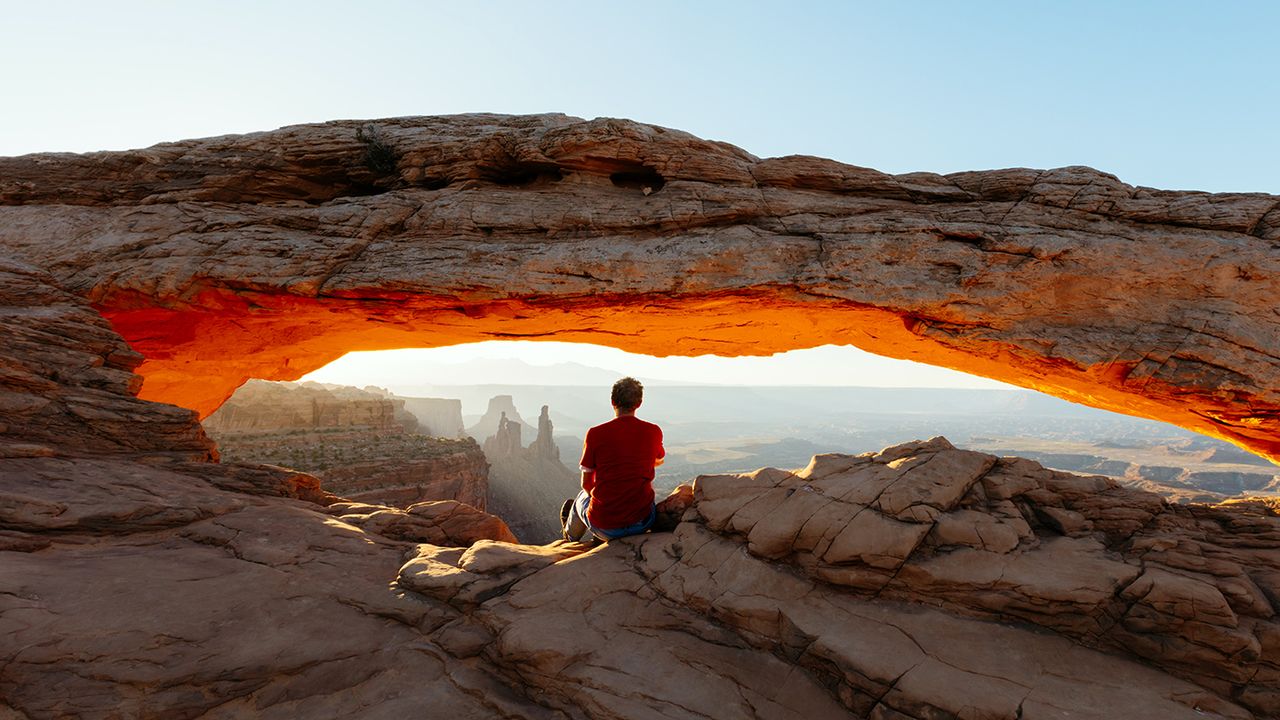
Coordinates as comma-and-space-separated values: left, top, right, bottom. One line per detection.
561, 377, 665, 543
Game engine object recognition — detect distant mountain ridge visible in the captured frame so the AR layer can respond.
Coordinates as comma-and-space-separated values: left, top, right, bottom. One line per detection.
400, 358, 692, 387
388, 383, 1084, 434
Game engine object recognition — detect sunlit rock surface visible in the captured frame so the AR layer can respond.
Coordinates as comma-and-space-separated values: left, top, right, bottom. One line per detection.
1, 264, 1278, 718
204, 380, 404, 432
404, 453, 1279, 719
1, 114, 1277, 463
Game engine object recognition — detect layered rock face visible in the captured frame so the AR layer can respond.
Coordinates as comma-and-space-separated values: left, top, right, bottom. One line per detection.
0, 258, 214, 462
208, 381, 489, 508
0, 114, 1276, 463
317, 443, 488, 508
400, 395, 466, 437
400, 437, 1280, 719
0, 266, 525, 716
204, 380, 402, 432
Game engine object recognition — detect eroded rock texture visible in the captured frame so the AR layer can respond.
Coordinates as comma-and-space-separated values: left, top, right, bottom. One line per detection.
207, 380, 490, 509
203, 380, 408, 433
0, 266, 522, 717
402, 444, 1280, 718
1, 114, 1277, 463
0, 258, 214, 463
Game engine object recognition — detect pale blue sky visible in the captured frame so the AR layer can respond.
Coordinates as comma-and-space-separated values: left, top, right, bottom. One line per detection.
6, 1, 1275, 387
4, 1, 1276, 191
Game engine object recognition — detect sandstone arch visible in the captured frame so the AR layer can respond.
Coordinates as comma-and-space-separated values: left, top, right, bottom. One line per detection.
1, 114, 1277, 462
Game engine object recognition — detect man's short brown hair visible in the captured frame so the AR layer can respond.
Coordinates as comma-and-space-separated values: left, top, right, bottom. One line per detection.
611, 377, 644, 411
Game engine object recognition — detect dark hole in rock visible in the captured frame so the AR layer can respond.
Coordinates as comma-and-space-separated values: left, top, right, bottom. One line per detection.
610, 167, 666, 194
482, 162, 565, 187
337, 186, 390, 199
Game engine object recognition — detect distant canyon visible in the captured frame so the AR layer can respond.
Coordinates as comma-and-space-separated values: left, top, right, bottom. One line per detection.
206, 373, 1279, 543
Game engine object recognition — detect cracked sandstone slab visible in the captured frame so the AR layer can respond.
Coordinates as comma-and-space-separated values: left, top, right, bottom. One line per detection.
388, 438, 1279, 717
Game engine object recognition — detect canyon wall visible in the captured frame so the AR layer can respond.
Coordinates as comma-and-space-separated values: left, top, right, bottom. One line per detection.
207, 381, 488, 509
400, 396, 466, 438
203, 380, 400, 432
977, 448, 1280, 502
0, 114, 1276, 464
319, 447, 488, 508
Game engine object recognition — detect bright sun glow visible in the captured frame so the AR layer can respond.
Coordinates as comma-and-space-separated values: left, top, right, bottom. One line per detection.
298, 342, 1018, 393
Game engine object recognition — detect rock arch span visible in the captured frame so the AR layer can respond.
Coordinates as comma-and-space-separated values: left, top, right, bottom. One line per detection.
1, 114, 1277, 462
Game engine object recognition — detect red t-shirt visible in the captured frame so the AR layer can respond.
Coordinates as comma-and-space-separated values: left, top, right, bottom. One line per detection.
578, 415, 665, 530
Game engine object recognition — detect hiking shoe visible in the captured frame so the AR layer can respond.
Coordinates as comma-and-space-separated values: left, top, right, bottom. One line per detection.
559, 498, 574, 541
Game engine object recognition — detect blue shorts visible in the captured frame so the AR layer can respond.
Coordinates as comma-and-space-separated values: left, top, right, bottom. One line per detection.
570, 489, 655, 541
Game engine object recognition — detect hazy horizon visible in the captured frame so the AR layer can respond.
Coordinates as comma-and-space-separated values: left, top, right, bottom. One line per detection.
299, 342, 1019, 393
228, 374, 1279, 497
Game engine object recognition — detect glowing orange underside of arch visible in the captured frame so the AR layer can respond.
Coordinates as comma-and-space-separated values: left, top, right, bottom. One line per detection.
99, 287, 1280, 466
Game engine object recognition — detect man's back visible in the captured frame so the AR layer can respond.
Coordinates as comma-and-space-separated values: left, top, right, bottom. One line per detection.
579, 415, 664, 529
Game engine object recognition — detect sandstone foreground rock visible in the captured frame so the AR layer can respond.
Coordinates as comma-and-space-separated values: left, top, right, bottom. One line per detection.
0, 114, 1276, 463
